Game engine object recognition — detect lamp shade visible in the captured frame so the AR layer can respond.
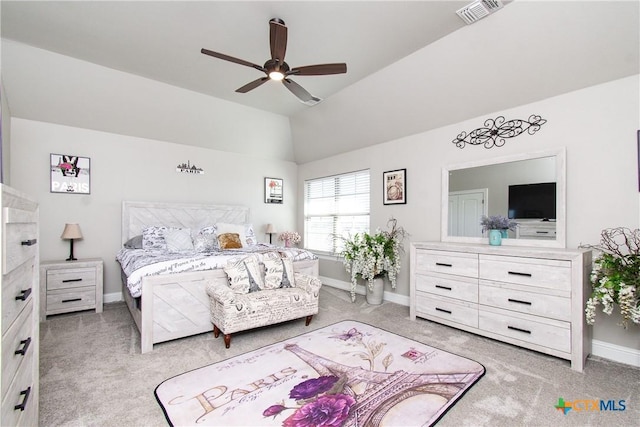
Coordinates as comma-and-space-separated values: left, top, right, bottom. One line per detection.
61, 223, 83, 240
265, 224, 277, 234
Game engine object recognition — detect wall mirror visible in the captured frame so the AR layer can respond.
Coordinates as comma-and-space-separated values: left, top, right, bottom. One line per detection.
441, 148, 566, 248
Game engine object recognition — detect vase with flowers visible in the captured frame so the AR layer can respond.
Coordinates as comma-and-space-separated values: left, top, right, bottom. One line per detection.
339, 218, 407, 303
279, 231, 301, 248
582, 227, 640, 328
480, 215, 518, 246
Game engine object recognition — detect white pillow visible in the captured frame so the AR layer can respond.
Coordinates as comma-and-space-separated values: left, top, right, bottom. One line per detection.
165, 228, 193, 252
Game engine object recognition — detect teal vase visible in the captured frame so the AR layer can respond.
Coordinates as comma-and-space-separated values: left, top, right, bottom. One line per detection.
489, 229, 502, 246
500, 229, 509, 238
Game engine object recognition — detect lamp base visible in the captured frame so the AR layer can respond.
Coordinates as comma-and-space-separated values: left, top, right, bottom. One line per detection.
66, 239, 77, 262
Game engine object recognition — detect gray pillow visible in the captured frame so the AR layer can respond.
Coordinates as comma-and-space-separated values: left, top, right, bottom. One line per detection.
124, 235, 143, 249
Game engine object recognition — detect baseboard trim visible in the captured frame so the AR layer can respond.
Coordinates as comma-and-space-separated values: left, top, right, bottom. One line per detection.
104, 291, 123, 304
319, 276, 410, 307
321, 277, 639, 367
591, 339, 640, 368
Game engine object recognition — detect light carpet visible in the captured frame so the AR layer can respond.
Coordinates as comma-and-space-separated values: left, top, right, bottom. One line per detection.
154, 320, 485, 426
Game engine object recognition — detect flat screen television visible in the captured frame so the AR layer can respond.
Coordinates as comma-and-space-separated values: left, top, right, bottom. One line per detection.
508, 182, 556, 220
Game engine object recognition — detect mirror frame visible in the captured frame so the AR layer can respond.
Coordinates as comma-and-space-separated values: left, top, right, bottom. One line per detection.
441, 148, 566, 248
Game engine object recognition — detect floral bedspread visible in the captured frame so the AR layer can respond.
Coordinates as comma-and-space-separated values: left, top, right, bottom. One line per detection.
116, 244, 317, 298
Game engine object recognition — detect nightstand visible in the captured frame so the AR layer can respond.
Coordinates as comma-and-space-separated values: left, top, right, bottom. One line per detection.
39, 258, 103, 321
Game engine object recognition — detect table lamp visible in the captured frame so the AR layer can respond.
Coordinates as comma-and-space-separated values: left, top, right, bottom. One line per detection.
265, 224, 277, 244
61, 223, 83, 261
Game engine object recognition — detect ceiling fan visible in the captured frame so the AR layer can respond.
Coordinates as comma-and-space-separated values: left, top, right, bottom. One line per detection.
201, 18, 347, 103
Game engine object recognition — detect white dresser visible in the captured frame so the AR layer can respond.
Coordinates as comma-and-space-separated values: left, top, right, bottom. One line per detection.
0, 184, 39, 425
410, 241, 592, 371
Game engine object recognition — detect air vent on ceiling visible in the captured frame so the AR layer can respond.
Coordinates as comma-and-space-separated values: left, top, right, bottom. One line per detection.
456, 0, 504, 25
300, 96, 323, 106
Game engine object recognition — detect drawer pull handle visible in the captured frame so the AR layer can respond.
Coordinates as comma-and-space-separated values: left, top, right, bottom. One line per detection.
508, 325, 531, 334
62, 298, 82, 303
536, 231, 549, 234
15, 337, 32, 356
435, 285, 452, 291
15, 288, 32, 301
508, 298, 532, 306
508, 271, 532, 277
14, 387, 31, 411
20, 239, 37, 246
435, 262, 452, 267
62, 278, 83, 283
435, 307, 452, 314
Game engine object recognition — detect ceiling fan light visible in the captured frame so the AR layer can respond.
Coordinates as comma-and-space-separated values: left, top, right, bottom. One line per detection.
269, 71, 285, 81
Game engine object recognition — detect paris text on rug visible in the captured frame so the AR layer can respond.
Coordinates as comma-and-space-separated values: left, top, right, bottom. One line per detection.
155, 320, 485, 426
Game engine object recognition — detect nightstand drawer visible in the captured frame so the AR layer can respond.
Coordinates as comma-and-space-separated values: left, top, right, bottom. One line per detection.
46, 287, 96, 314
47, 268, 96, 290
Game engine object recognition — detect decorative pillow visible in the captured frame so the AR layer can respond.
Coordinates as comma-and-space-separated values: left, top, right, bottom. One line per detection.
224, 256, 264, 294
263, 256, 295, 289
215, 223, 247, 248
218, 233, 243, 250
165, 228, 193, 252
142, 226, 169, 250
199, 225, 217, 235
124, 235, 143, 249
193, 234, 216, 253
244, 224, 257, 246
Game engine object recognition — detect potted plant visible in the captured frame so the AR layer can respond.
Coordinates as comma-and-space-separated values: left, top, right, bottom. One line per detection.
480, 215, 517, 245
279, 231, 301, 247
339, 218, 407, 303
583, 227, 640, 328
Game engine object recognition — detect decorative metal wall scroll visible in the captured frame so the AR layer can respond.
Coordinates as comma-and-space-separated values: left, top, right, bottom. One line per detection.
452, 115, 547, 149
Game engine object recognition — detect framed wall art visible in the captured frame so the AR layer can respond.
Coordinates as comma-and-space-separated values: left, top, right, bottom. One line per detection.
50, 153, 91, 194
265, 177, 283, 204
383, 168, 406, 205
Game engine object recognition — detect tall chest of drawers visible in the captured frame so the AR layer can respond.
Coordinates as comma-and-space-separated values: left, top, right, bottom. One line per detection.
410, 242, 592, 371
0, 184, 39, 425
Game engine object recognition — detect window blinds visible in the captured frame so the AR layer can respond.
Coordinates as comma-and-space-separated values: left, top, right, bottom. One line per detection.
304, 169, 370, 253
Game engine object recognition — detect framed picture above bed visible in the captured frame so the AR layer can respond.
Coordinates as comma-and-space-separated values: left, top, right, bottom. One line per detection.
50, 153, 91, 194
265, 177, 283, 204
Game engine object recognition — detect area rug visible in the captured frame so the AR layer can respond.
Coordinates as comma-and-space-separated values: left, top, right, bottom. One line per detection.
155, 320, 485, 426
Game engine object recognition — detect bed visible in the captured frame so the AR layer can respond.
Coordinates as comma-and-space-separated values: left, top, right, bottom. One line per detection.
117, 201, 319, 353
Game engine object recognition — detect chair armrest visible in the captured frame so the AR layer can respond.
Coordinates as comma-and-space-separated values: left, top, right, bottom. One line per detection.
206, 280, 236, 304
294, 273, 322, 293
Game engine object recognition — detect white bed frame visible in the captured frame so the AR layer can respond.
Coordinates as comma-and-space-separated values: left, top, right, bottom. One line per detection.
120, 201, 319, 353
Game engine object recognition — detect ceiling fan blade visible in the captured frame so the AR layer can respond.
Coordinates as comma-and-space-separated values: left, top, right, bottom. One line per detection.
287, 63, 347, 76
269, 19, 287, 63
201, 48, 266, 73
236, 77, 269, 93
282, 78, 314, 102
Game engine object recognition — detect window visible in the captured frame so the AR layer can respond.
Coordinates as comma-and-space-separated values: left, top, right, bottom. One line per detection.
304, 170, 370, 254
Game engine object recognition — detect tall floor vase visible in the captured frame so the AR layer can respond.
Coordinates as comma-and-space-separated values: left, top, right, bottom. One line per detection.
366, 277, 384, 305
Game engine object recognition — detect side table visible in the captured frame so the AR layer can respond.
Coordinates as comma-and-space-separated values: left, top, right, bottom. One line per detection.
39, 258, 104, 321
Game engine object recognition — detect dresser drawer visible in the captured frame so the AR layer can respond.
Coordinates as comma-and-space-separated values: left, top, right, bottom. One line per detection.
416, 272, 478, 303
415, 250, 478, 278
47, 267, 96, 290
479, 282, 571, 321
0, 347, 35, 427
2, 261, 35, 335
479, 306, 570, 353
479, 254, 571, 291
416, 293, 478, 328
1, 300, 34, 396
3, 208, 38, 274
47, 286, 96, 314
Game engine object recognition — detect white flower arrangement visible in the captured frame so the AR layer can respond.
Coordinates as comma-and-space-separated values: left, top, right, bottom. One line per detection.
339, 218, 407, 302
279, 231, 301, 244
582, 227, 640, 328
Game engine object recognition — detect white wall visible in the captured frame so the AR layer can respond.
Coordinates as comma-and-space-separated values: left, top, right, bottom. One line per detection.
9, 118, 297, 299
0, 75, 10, 184
298, 75, 640, 354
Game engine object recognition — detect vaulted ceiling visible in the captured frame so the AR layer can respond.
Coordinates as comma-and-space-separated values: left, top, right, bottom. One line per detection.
2, 1, 638, 163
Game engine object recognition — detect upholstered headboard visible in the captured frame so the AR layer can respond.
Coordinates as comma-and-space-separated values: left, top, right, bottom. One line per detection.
121, 201, 250, 245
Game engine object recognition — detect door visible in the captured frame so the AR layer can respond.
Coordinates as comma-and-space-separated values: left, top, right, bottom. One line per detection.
449, 189, 487, 237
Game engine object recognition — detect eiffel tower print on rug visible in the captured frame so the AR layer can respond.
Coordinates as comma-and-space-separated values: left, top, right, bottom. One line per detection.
155, 320, 485, 426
